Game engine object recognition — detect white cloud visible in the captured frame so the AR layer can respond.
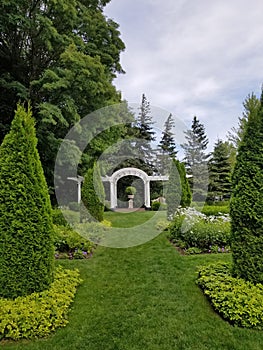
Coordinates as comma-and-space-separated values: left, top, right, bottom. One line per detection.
105, 0, 263, 148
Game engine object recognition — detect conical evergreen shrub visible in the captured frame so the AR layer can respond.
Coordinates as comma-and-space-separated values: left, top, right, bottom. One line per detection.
230, 95, 263, 284
81, 162, 105, 222
0, 105, 54, 299
176, 161, 192, 207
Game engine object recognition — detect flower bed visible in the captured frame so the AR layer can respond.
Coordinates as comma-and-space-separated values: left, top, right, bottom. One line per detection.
168, 207, 231, 254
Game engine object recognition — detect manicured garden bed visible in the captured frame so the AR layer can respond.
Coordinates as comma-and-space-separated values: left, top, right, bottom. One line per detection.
2, 212, 263, 350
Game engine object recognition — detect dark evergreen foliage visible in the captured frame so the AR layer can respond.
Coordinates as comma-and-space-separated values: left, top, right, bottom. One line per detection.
181, 116, 210, 201
134, 94, 156, 174
166, 159, 181, 218
230, 93, 263, 284
208, 139, 232, 201
0, 105, 54, 299
157, 113, 177, 175
176, 161, 192, 207
81, 163, 105, 222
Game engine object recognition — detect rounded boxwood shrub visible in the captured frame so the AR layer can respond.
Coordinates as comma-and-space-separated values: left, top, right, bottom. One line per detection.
0, 105, 54, 299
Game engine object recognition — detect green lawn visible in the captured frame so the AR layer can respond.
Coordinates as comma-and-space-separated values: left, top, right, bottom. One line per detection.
2, 212, 263, 349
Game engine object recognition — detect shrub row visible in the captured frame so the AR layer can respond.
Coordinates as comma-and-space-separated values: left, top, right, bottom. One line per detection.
0, 267, 82, 340
54, 225, 95, 259
197, 263, 263, 330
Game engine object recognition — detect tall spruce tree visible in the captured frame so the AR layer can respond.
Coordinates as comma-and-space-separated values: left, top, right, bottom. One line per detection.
134, 94, 156, 174
208, 139, 232, 202
157, 113, 177, 175
230, 92, 263, 284
0, 105, 54, 299
181, 116, 210, 202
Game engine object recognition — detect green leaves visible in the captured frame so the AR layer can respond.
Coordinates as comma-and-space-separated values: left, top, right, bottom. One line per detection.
197, 263, 263, 330
0, 104, 54, 299
230, 92, 263, 284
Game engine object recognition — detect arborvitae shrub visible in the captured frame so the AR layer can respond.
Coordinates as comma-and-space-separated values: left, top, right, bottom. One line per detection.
177, 161, 192, 207
166, 159, 181, 218
81, 162, 105, 222
0, 105, 54, 299
230, 97, 263, 284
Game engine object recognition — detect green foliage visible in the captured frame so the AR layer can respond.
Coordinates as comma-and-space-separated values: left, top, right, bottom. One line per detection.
157, 113, 177, 174
166, 159, 181, 218
81, 163, 105, 222
230, 93, 263, 284
208, 139, 232, 201
197, 262, 263, 330
0, 105, 54, 299
0, 0, 125, 193
125, 186, 137, 195
0, 267, 82, 341
181, 116, 210, 201
68, 202, 80, 211
54, 225, 94, 258
168, 208, 231, 253
177, 160, 192, 207
52, 208, 69, 226
201, 205, 229, 216
151, 201, 161, 211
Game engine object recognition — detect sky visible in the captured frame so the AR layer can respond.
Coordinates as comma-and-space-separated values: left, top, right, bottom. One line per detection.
104, 0, 263, 151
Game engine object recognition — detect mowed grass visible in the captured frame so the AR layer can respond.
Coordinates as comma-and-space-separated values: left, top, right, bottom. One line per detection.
2, 212, 263, 350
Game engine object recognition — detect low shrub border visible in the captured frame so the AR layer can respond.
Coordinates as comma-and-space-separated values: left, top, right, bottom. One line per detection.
197, 262, 263, 330
0, 266, 82, 341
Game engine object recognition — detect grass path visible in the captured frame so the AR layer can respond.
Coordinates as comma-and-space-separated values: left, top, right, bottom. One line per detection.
3, 212, 263, 350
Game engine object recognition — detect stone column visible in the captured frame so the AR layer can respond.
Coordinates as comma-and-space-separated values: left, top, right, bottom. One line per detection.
110, 180, 116, 209
144, 180, 151, 208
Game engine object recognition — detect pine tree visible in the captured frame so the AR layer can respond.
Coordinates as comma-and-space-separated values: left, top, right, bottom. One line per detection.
181, 116, 210, 202
134, 94, 156, 174
0, 104, 54, 299
157, 113, 177, 175
230, 92, 263, 284
81, 162, 105, 222
227, 93, 260, 149
208, 139, 232, 202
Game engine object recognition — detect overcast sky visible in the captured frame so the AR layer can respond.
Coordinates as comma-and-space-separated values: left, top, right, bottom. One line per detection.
105, 0, 263, 151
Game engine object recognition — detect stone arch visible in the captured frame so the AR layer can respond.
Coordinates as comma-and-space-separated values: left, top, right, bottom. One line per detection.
102, 167, 169, 209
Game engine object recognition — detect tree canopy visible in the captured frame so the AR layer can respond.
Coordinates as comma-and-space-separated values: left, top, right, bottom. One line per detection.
0, 0, 125, 196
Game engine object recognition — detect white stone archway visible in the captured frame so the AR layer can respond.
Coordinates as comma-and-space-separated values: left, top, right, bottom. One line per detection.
102, 167, 168, 209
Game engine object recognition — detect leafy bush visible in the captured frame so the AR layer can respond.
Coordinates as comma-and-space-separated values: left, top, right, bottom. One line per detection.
197, 263, 263, 330
0, 105, 54, 299
0, 267, 82, 340
151, 201, 160, 211
52, 208, 69, 226
168, 207, 231, 253
155, 219, 169, 232
201, 205, 229, 216
74, 220, 111, 244
54, 225, 94, 259
68, 202, 80, 211
81, 162, 105, 222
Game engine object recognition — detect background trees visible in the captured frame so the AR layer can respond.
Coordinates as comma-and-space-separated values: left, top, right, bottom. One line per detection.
0, 0, 125, 195
181, 116, 210, 202
0, 105, 54, 299
157, 113, 177, 175
208, 139, 232, 202
230, 91, 263, 284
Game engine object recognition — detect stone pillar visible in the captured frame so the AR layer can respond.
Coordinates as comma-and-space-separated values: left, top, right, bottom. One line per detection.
144, 180, 151, 208
110, 180, 116, 209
